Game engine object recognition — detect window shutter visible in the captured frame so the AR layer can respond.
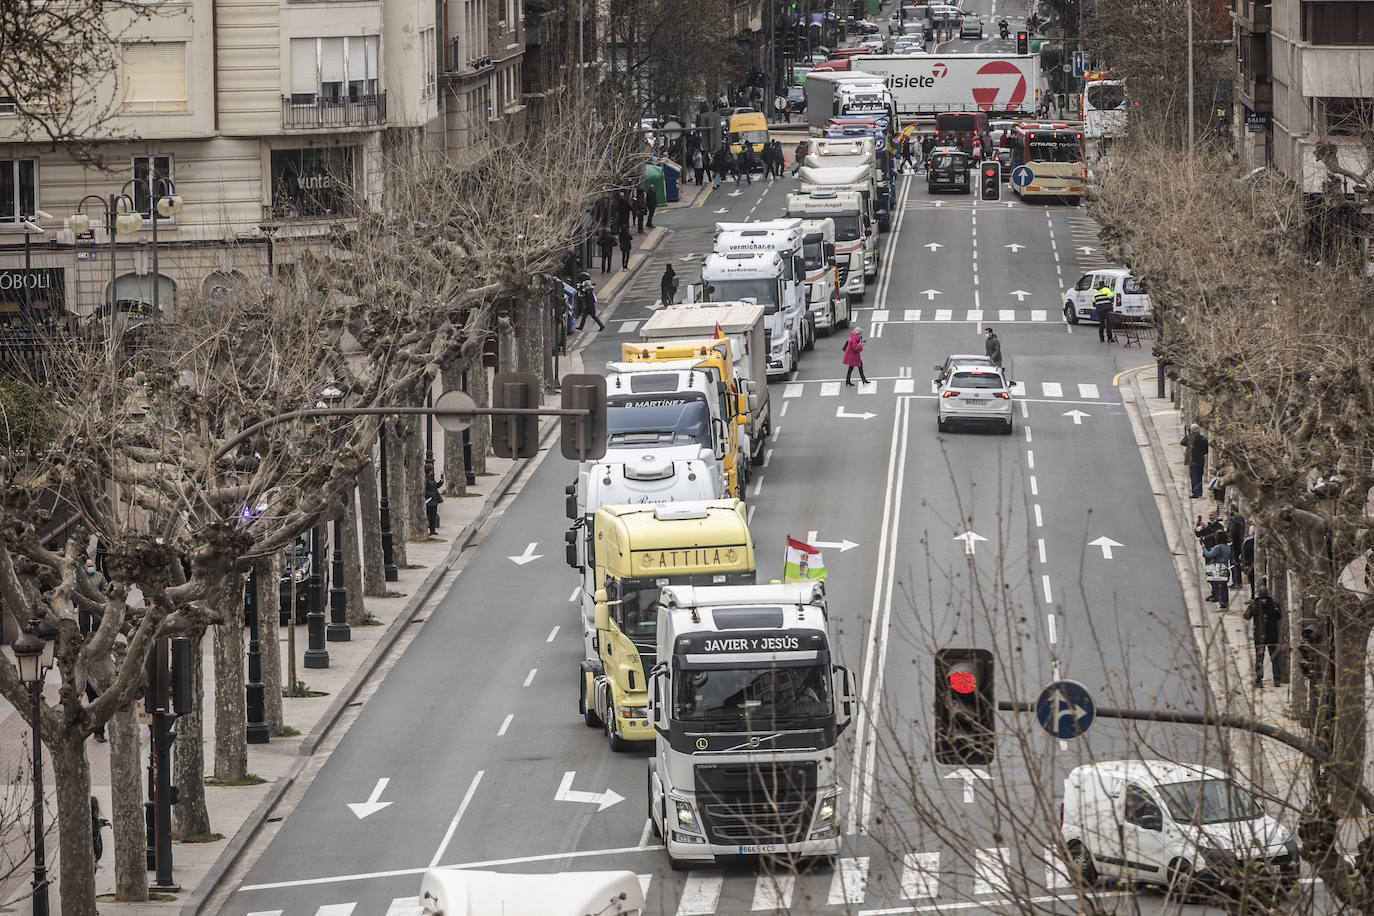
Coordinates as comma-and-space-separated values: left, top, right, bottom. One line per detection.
290, 39, 318, 95
366, 36, 379, 80
320, 38, 346, 84
123, 43, 187, 108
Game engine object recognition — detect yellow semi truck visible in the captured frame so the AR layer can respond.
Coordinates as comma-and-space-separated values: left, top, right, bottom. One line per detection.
577, 500, 756, 751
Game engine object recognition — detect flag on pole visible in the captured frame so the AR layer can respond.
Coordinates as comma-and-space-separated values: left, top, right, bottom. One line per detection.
713, 322, 725, 339
783, 536, 827, 582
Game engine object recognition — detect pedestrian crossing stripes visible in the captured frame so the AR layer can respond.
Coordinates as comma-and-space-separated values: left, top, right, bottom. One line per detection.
781, 379, 1112, 402
868, 308, 1053, 323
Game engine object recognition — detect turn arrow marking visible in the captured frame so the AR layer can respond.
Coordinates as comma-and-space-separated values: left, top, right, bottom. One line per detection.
944, 767, 992, 803
1063, 409, 1090, 425
509, 542, 542, 565
713, 208, 729, 214
1009, 290, 1030, 301
953, 531, 988, 555
836, 407, 876, 420
1088, 536, 1123, 559
678, 253, 698, 261
347, 778, 393, 819
814, 539, 860, 553
555, 771, 625, 812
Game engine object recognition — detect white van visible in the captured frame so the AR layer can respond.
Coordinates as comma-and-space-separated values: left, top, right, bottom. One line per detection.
1061, 760, 1299, 895
1063, 267, 1154, 324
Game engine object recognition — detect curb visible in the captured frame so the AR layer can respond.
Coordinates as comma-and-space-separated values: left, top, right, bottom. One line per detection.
182, 435, 550, 915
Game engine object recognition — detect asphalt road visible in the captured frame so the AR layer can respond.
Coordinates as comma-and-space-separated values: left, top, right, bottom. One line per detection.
221, 32, 1332, 916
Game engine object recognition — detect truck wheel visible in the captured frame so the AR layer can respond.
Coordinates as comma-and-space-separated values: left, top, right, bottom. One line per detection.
804, 318, 815, 351
1165, 859, 1194, 899
580, 671, 600, 727
1067, 841, 1098, 886
647, 766, 662, 839
605, 702, 629, 752
790, 342, 800, 374
1064, 302, 1079, 325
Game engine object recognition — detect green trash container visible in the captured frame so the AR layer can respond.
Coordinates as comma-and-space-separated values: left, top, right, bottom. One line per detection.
643, 160, 666, 206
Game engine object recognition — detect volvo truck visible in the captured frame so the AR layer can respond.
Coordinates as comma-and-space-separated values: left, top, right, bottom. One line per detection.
785, 190, 868, 301
574, 502, 756, 752
645, 582, 856, 868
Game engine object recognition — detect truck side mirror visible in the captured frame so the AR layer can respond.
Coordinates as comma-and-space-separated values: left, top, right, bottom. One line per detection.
712, 417, 727, 459
649, 662, 670, 732
736, 392, 749, 421
824, 242, 835, 261
564, 528, 579, 569
594, 588, 610, 631
564, 483, 577, 520
834, 664, 855, 733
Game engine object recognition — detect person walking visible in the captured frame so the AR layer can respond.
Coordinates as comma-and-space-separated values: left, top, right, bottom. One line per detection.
792, 140, 810, 177
632, 188, 647, 233
1226, 504, 1246, 587
842, 327, 869, 386
91, 797, 110, 871
899, 134, 916, 173
1203, 532, 1232, 609
1093, 281, 1116, 342
643, 184, 658, 228
597, 226, 614, 274
983, 327, 1002, 368
1244, 587, 1284, 687
660, 264, 679, 305
971, 136, 983, 160
576, 277, 604, 331
618, 225, 633, 268
738, 144, 755, 185
711, 147, 728, 188
424, 470, 444, 535
81, 558, 108, 742
613, 190, 630, 232
1181, 423, 1209, 498
691, 148, 705, 186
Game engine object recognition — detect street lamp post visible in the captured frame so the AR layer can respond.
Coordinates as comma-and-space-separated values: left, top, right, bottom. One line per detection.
303, 522, 329, 668
378, 423, 399, 582
328, 504, 351, 642
118, 172, 183, 321
424, 388, 436, 477
14, 618, 57, 916
244, 566, 270, 743
69, 195, 142, 325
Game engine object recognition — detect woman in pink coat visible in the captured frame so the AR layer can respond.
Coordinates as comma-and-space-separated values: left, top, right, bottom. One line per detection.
842, 327, 869, 386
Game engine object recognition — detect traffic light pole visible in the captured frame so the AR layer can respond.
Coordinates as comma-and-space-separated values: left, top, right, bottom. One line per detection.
997, 699, 1374, 813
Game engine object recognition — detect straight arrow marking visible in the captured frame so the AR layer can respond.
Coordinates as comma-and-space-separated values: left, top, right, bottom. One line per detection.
1088, 536, 1123, 559
347, 777, 393, 819
813, 539, 860, 552
919, 289, 942, 300
944, 767, 992, 803
1063, 409, 1090, 425
1005, 243, 1024, 252
953, 531, 988, 555
1009, 289, 1030, 301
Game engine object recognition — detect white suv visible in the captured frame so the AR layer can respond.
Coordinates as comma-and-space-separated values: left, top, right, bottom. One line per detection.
936, 360, 1013, 434
1063, 268, 1153, 325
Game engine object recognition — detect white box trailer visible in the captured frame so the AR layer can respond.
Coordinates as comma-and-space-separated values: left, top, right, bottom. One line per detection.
419, 869, 644, 916
640, 303, 770, 460
851, 54, 1040, 117
805, 71, 895, 131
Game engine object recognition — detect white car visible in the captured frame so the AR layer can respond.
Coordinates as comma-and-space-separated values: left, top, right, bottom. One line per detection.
1063, 267, 1154, 324
1061, 760, 1299, 896
935, 359, 1012, 434
859, 37, 886, 51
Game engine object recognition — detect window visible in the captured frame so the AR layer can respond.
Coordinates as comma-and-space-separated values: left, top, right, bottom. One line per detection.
1320, 98, 1374, 136
289, 36, 379, 103
1303, 2, 1374, 43
0, 159, 37, 223
269, 147, 356, 218
1123, 785, 1161, 828
0, 96, 15, 116
488, 74, 498, 120
132, 156, 174, 219
122, 43, 188, 113
421, 28, 437, 97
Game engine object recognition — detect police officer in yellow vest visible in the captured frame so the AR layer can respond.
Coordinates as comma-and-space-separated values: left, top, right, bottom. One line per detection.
1092, 282, 1115, 342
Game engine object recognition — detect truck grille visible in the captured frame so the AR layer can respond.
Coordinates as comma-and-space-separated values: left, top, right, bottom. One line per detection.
695, 762, 817, 845
836, 264, 850, 285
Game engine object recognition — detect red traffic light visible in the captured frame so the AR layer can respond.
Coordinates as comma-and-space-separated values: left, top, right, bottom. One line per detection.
949, 669, 977, 694
984, 168, 996, 178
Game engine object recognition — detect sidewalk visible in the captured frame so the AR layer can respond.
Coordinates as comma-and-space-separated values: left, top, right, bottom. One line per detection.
1120, 366, 1307, 810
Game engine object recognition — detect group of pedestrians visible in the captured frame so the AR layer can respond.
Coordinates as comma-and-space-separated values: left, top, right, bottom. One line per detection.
703, 140, 789, 188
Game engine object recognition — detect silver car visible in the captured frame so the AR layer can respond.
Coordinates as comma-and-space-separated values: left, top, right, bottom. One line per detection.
936, 361, 1013, 433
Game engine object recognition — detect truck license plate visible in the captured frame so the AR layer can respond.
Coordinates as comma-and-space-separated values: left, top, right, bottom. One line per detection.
738, 844, 781, 854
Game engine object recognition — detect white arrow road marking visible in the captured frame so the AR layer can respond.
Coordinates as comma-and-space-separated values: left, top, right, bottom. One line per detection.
1063, 409, 1090, 425
944, 767, 992, 802
727, 190, 743, 197
713, 207, 729, 213
1088, 536, 1123, 559
924, 242, 943, 251
836, 407, 876, 419
953, 531, 988, 555
347, 778, 393, 819
1078, 245, 1094, 254
813, 539, 860, 552
508, 542, 542, 565
555, 771, 625, 812
1005, 243, 1024, 252
678, 253, 697, 261
1009, 289, 1031, 301
919, 289, 942, 300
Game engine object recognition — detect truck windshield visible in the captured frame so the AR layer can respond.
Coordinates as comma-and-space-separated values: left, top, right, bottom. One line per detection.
704, 279, 780, 312
675, 663, 833, 726
606, 397, 712, 450
802, 238, 826, 270
613, 572, 754, 643
1156, 779, 1264, 826
818, 215, 860, 241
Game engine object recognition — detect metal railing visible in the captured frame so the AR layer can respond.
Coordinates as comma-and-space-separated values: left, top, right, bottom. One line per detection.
281, 93, 387, 129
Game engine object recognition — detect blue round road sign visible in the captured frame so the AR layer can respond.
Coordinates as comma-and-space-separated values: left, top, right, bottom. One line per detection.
1036, 679, 1096, 739
1011, 165, 1034, 190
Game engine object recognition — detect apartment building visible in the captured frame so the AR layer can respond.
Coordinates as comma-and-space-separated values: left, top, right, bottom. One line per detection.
1234, 0, 1374, 195
0, 0, 524, 333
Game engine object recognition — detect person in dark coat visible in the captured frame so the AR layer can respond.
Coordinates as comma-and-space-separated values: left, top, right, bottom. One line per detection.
737, 145, 755, 185
1194, 507, 1223, 543
613, 191, 630, 231
899, 134, 916, 173
691, 148, 705, 186
1181, 423, 1209, 498
424, 470, 444, 535
983, 327, 1002, 368
597, 226, 615, 274
1202, 533, 1232, 609
660, 264, 679, 305
576, 278, 604, 331
91, 797, 110, 870
632, 188, 647, 233
792, 140, 810, 177
643, 183, 657, 228
842, 327, 869, 386
711, 147, 729, 188
618, 225, 632, 268
1244, 587, 1284, 687
1226, 505, 1246, 586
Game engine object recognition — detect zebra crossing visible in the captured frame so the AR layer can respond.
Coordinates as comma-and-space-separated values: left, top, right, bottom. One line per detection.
857, 308, 1055, 324
782, 378, 1107, 401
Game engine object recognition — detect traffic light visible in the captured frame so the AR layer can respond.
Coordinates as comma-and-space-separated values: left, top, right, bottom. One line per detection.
491, 371, 541, 458
981, 161, 1001, 200
934, 648, 996, 765
1016, 30, 1029, 54
560, 373, 607, 460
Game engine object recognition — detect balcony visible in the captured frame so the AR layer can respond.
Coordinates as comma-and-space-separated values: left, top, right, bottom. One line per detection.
281, 93, 387, 130
1234, 0, 1270, 32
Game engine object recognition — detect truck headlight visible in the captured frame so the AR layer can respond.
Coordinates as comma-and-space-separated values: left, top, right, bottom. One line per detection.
675, 799, 700, 832
815, 793, 838, 826
619, 706, 647, 719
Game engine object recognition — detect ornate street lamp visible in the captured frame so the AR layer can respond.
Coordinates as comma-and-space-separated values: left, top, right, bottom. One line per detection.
14, 617, 57, 916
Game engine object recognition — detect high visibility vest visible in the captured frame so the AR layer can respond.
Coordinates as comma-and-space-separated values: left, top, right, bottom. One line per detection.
1092, 287, 1114, 310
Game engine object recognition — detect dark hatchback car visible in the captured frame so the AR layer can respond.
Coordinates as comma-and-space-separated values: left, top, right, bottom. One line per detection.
926, 148, 972, 193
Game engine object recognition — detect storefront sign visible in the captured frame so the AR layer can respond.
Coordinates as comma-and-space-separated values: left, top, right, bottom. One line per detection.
0, 268, 66, 309
1245, 111, 1269, 133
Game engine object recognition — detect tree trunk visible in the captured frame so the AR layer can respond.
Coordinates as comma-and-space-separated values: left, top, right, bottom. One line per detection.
261, 553, 284, 736
109, 698, 148, 901
358, 458, 385, 596
213, 576, 248, 782
172, 628, 211, 839
385, 424, 410, 566
469, 359, 489, 474
405, 413, 428, 540
1330, 609, 1372, 816
342, 489, 367, 625
50, 726, 97, 916
440, 354, 468, 497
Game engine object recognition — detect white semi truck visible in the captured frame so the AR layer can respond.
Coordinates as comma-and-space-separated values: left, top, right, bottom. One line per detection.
799, 218, 850, 333
798, 164, 880, 280
804, 71, 896, 131
646, 581, 856, 869
851, 53, 1040, 118
713, 219, 815, 354
696, 250, 806, 379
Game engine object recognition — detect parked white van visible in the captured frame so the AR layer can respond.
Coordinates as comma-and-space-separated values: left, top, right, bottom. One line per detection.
1062, 267, 1153, 325
1061, 760, 1299, 895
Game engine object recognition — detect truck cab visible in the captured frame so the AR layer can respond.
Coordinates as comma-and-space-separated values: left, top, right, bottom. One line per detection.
797, 165, 880, 278
786, 190, 870, 301
712, 220, 815, 355
799, 218, 851, 333
698, 250, 805, 379
645, 582, 855, 868
805, 136, 891, 231
576, 503, 756, 753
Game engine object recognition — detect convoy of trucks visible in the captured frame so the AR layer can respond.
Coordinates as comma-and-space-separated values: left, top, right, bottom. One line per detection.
785, 190, 868, 301
794, 168, 881, 279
